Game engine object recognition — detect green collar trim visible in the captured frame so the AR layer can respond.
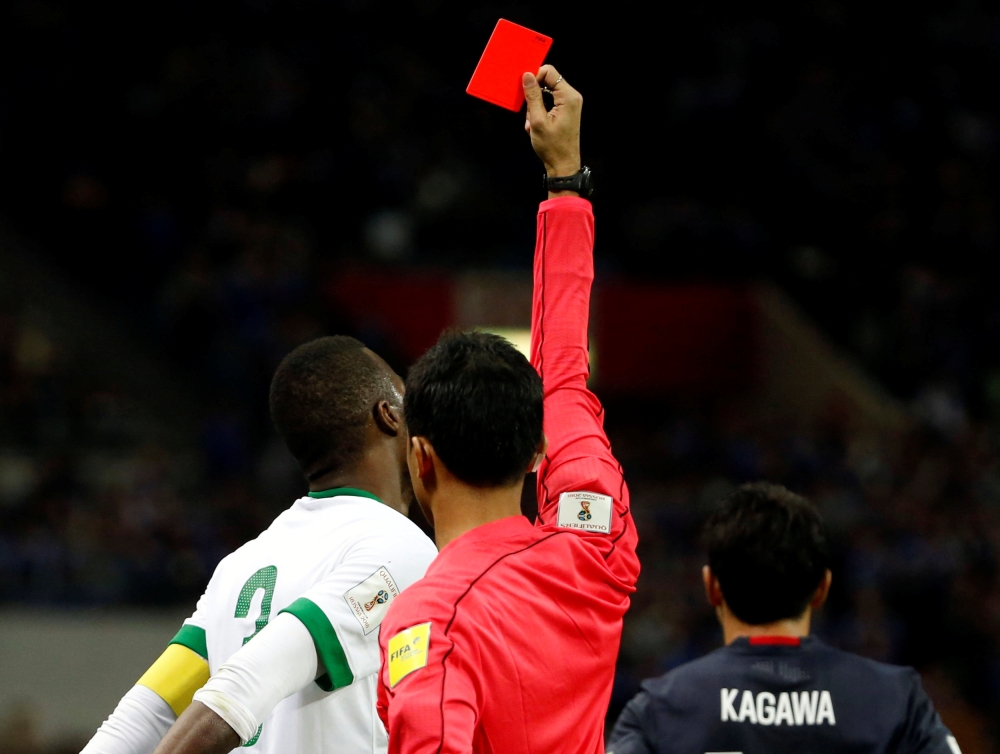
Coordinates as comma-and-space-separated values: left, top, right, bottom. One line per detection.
307, 487, 382, 503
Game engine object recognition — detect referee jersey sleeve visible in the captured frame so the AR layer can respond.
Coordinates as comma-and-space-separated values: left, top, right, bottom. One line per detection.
530, 197, 639, 586
378, 619, 480, 754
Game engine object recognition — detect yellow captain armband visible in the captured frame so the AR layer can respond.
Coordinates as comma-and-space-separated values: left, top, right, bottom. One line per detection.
137, 626, 211, 717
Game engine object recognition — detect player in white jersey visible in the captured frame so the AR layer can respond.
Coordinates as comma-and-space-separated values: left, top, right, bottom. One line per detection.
81, 336, 438, 754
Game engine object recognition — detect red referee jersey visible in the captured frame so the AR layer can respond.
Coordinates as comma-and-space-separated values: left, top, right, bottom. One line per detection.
377, 197, 640, 754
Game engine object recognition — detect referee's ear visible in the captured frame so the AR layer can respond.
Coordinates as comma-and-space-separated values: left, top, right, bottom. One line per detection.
528, 435, 549, 473
410, 436, 437, 484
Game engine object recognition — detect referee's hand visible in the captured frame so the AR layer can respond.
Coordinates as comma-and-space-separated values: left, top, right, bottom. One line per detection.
523, 65, 582, 178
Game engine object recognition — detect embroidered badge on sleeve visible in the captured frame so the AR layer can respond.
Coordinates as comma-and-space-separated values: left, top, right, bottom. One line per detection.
344, 567, 400, 635
557, 491, 613, 534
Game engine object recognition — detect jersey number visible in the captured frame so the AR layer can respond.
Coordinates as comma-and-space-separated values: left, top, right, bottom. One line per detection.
234, 566, 278, 747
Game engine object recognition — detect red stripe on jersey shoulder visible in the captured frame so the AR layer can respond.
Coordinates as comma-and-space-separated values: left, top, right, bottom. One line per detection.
748, 635, 802, 646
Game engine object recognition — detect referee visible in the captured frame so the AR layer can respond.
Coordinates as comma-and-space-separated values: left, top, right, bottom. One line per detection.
608, 482, 961, 754
375, 66, 639, 753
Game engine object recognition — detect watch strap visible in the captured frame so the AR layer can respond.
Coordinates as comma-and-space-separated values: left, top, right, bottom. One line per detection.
543, 166, 593, 197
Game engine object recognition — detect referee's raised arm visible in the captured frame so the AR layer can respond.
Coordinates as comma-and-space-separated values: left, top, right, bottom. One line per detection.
525, 66, 639, 586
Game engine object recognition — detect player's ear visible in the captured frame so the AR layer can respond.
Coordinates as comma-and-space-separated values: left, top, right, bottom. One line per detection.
702, 565, 723, 608
811, 569, 833, 609
528, 434, 549, 473
374, 400, 402, 437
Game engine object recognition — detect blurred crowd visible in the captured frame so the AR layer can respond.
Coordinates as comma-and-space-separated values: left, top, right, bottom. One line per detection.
3, 0, 1000, 750
0, 307, 275, 606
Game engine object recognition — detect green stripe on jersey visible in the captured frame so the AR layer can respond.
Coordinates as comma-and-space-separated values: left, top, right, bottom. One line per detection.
280, 598, 355, 692
307, 487, 381, 503
169, 624, 208, 660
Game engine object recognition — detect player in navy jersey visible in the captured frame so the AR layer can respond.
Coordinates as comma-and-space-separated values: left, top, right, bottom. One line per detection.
608, 482, 962, 754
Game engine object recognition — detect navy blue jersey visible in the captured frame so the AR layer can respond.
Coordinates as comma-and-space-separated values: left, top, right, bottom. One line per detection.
608, 636, 960, 754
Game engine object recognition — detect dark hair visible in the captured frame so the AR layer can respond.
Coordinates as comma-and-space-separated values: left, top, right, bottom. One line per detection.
269, 336, 398, 480
701, 482, 830, 625
404, 331, 543, 487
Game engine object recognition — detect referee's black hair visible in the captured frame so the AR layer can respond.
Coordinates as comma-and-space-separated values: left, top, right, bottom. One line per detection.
702, 482, 831, 625
405, 331, 543, 487
270, 336, 398, 481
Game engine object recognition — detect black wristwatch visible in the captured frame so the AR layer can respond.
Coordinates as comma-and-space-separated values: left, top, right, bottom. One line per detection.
543, 166, 593, 198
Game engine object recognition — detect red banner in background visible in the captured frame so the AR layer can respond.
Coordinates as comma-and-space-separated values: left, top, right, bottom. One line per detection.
326, 269, 758, 395
325, 268, 455, 363
595, 284, 758, 394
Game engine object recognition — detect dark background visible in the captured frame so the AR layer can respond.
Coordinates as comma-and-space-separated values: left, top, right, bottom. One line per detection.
6, 0, 1000, 399
1, 0, 999, 751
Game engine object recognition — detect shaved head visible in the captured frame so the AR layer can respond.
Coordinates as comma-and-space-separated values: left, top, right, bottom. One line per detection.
269, 336, 401, 481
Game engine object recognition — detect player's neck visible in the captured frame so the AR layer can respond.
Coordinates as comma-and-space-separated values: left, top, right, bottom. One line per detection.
308, 445, 408, 516
720, 605, 812, 646
430, 479, 525, 550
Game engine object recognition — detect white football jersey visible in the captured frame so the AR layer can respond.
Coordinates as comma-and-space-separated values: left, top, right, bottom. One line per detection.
174, 488, 437, 754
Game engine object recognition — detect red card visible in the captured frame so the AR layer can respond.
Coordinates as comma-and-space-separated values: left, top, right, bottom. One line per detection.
466, 19, 552, 111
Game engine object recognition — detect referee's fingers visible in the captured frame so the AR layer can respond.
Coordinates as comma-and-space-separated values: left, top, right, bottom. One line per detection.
522, 72, 547, 125
536, 64, 561, 90
537, 64, 581, 115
